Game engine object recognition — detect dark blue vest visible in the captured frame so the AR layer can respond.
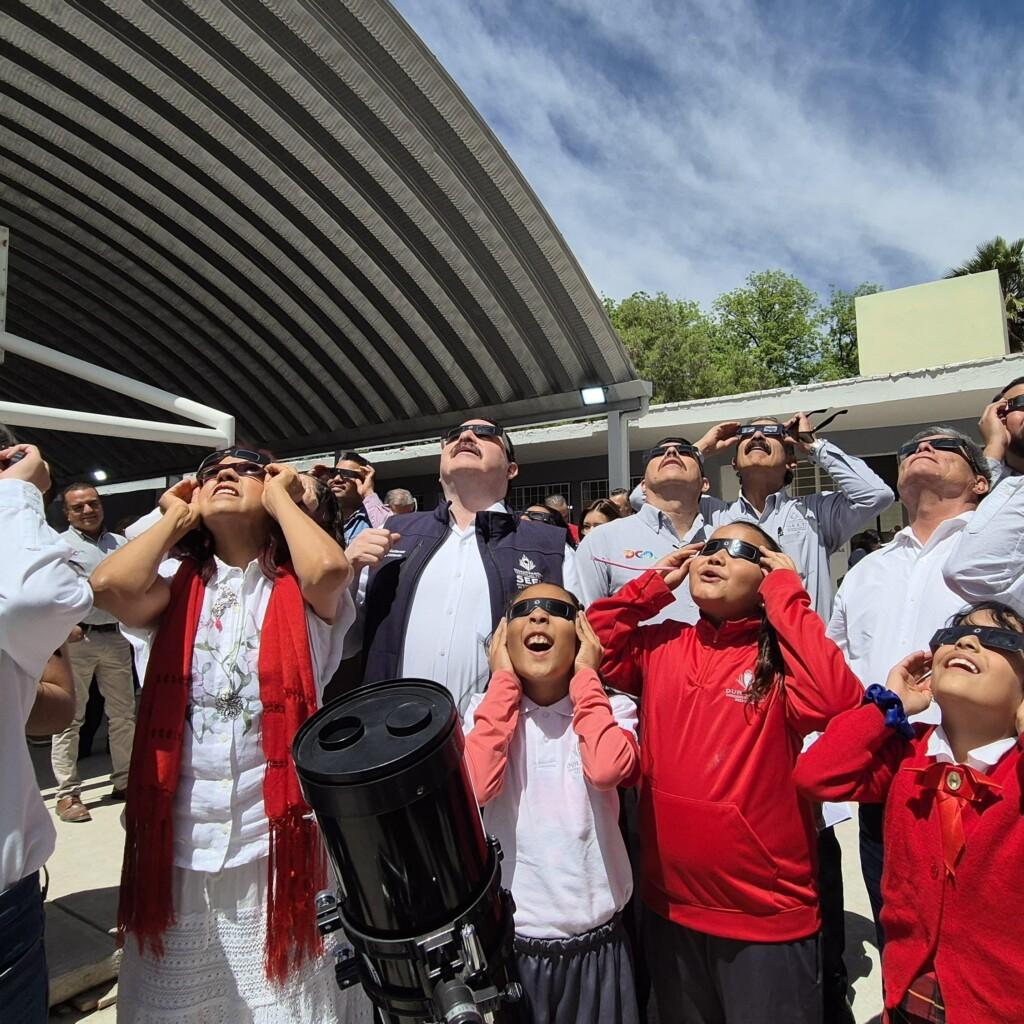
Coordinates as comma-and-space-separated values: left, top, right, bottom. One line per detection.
362, 502, 566, 683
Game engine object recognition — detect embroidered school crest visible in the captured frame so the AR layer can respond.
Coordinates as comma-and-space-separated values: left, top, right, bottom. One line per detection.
514, 553, 543, 589
725, 670, 755, 703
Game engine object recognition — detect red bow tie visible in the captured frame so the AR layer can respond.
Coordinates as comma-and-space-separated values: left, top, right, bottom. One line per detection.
906, 761, 1002, 878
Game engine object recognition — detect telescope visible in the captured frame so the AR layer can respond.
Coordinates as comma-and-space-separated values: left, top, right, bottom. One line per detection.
293, 679, 523, 1024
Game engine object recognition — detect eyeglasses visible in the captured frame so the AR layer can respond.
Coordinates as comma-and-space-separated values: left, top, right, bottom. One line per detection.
737, 423, 788, 439
508, 596, 578, 621
442, 422, 512, 454
698, 538, 762, 564
521, 510, 561, 528
646, 443, 703, 464
311, 466, 364, 483
897, 437, 977, 469
930, 625, 1024, 655
197, 448, 270, 474
195, 460, 268, 486
1001, 395, 1024, 416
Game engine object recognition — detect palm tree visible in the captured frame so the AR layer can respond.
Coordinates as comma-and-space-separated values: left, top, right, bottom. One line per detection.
947, 236, 1024, 350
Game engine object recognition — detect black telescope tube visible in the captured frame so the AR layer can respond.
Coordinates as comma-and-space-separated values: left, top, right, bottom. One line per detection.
293, 679, 520, 1022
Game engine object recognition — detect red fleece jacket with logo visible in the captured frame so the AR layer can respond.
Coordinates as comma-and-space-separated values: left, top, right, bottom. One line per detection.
587, 568, 862, 942
794, 705, 1024, 1023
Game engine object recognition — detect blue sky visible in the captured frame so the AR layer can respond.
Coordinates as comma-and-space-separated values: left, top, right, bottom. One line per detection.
393, 0, 1022, 306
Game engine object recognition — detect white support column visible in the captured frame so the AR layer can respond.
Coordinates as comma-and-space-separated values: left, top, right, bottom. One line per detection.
607, 409, 631, 491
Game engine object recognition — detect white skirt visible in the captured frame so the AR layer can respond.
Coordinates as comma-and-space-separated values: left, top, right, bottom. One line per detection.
116, 858, 374, 1024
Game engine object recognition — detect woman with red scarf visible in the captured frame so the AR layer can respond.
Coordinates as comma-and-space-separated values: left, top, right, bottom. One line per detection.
91, 448, 368, 1024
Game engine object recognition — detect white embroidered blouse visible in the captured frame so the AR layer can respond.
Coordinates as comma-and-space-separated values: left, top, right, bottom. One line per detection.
125, 556, 353, 872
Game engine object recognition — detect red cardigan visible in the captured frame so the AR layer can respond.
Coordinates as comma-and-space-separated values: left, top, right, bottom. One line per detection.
794, 704, 1024, 1023
588, 568, 862, 942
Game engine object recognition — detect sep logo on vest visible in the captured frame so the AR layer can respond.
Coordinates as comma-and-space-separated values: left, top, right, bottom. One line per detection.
514, 554, 544, 590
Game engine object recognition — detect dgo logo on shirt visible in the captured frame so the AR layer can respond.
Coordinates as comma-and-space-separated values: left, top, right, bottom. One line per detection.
623, 549, 655, 560
514, 554, 544, 590
725, 670, 755, 703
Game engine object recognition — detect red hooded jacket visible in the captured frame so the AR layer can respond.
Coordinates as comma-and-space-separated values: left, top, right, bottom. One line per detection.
587, 568, 862, 942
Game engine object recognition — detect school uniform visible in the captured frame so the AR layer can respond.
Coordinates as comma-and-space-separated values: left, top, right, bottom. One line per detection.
588, 569, 864, 1024
463, 668, 641, 1024
795, 704, 1024, 1024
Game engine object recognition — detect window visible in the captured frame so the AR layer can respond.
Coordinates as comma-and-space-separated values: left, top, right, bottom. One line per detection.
508, 482, 571, 510
580, 476, 643, 506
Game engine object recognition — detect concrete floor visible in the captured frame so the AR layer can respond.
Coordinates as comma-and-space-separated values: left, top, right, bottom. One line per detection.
39, 747, 884, 1023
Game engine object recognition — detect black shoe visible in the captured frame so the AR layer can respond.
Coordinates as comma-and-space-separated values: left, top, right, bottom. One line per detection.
109, 787, 128, 802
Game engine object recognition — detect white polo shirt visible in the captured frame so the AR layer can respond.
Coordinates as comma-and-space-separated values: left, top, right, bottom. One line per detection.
828, 512, 975, 724
463, 691, 637, 939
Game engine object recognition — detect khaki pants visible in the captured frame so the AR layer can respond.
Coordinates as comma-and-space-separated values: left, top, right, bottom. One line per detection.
51, 630, 136, 798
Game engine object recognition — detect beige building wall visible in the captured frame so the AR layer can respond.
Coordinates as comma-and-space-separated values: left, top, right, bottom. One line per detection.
855, 269, 1008, 377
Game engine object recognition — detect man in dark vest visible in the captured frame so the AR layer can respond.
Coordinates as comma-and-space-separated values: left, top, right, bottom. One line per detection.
363, 419, 577, 714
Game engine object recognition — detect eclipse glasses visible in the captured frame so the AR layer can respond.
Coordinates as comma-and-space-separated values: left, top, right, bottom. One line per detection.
698, 538, 762, 564
929, 625, 1024, 655
508, 596, 578, 621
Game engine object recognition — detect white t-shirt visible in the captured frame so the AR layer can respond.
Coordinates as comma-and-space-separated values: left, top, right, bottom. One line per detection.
124, 557, 353, 872
0, 481, 93, 890
463, 691, 637, 938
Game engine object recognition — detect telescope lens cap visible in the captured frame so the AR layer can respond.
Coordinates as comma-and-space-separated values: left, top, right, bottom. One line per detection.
385, 701, 432, 737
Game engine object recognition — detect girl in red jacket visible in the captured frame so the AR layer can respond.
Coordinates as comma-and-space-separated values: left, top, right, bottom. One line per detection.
463, 582, 642, 1024
795, 601, 1024, 1024
587, 521, 863, 1024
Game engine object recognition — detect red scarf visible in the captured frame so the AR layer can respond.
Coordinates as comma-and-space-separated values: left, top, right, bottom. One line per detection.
117, 559, 325, 984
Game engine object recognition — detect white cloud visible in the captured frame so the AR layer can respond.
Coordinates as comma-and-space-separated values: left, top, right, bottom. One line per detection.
394, 0, 1023, 305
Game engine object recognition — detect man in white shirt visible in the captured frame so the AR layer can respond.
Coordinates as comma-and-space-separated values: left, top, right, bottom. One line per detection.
52, 483, 136, 823
978, 375, 1024, 485
827, 425, 991, 951
362, 419, 578, 714
0, 440, 93, 1021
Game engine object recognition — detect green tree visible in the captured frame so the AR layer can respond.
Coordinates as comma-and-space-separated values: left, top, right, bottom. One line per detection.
603, 291, 746, 403
711, 271, 822, 389
816, 283, 882, 381
946, 236, 1024, 349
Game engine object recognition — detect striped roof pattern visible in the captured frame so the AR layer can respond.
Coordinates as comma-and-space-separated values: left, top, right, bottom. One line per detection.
1, 0, 633, 480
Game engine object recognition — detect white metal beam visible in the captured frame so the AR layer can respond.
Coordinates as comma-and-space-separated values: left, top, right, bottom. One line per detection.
0, 330, 234, 448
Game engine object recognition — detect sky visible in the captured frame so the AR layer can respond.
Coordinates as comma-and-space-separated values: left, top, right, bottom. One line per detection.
393, 0, 1022, 307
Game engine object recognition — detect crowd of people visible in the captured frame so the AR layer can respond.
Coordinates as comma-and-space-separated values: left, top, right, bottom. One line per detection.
3, 377, 1024, 1024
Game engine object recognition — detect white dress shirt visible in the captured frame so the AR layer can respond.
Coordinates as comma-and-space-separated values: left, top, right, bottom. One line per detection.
0, 480, 93, 890
926, 724, 1017, 773
828, 513, 975, 725
124, 557, 353, 872
463, 691, 638, 938
61, 526, 127, 625
399, 502, 578, 715
943, 474, 1024, 617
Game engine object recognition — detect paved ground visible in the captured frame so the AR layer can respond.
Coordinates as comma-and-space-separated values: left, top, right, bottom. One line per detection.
37, 744, 883, 1022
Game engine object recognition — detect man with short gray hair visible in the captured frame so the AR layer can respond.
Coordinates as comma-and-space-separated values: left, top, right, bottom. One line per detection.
384, 488, 417, 515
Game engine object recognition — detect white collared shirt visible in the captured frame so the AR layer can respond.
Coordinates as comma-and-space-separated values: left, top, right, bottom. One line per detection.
399, 502, 578, 715
61, 526, 127, 626
926, 725, 1016, 773
0, 481, 93, 890
575, 499, 718, 623
828, 513, 975, 724
463, 691, 637, 938
124, 557, 353, 872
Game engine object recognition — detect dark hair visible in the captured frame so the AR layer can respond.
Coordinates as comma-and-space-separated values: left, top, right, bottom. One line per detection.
995, 376, 1024, 401
62, 481, 100, 503
339, 451, 371, 468
850, 529, 881, 552
301, 473, 346, 548
579, 498, 622, 528
523, 502, 575, 547
708, 520, 786, 707
949, 601, 1024, 634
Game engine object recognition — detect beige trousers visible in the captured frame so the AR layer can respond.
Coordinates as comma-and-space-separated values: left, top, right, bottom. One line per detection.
51, 630, 136, 798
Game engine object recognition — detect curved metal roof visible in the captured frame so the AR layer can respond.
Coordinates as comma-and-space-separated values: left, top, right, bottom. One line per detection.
0, 0, 636, 481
